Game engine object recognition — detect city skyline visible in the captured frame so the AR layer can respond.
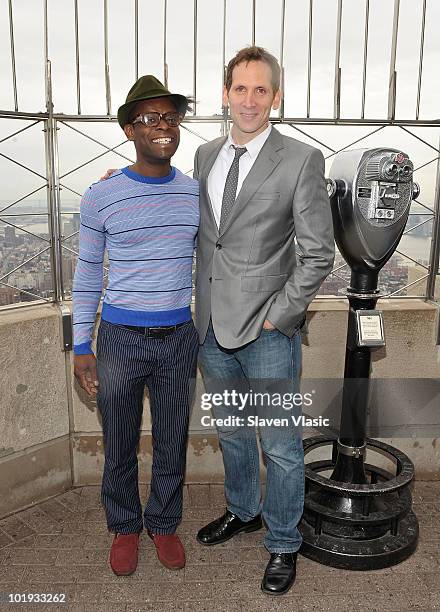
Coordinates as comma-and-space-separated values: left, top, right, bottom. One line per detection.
0, 210, 432, 307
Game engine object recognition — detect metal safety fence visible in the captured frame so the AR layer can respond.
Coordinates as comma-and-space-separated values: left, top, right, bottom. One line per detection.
0, 0, 439, 308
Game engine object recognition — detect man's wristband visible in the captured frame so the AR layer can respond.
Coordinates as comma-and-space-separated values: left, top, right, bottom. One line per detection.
73, 341, 93, 356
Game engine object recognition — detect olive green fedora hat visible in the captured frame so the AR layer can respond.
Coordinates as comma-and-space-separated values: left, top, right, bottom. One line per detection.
117, 75, 189, 128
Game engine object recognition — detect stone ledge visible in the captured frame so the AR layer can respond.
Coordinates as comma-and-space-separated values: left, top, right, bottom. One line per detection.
0, 436, 71, 518
309, 297, 438, 312
0, 302, 60, 325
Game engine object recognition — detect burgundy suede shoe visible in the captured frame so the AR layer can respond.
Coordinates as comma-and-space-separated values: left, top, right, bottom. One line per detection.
148, 530, 186, 570
109, 533, 140, 576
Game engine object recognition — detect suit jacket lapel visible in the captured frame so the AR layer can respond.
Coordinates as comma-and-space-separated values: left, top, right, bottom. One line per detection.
219, 128, 284, 236
199, 137, 227, 235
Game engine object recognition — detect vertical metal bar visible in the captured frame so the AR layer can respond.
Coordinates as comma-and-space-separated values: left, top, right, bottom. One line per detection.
45, 61, 52, 115
306, 0, 313, 118
193, 0, 197, 115
104, 0, 111, 115
52, 118, 64, 300
331, 440, 338, 464
45, 117, 56, 299
222, 0, 226, 75
74, 0, 81, 115
426, 138, 440, 302
362, 496, 371, 517
251, 0, 256, 46
333, 0, 342, 120
134, 0, 139, 80
8, 0, 18, 112
387, 0, 400, 121
279, 0, 286, 120
44, 0, 51, 113
44, 63, 63, 303
221, 0, 228, 137
361, 0, 370, 119
163, 0, 168, 86
415, 0, 426, 121
60, 313, 75, 487
314, 515, 322, 535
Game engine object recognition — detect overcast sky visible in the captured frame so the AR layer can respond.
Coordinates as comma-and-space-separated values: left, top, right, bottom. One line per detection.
0, 0, 439, 208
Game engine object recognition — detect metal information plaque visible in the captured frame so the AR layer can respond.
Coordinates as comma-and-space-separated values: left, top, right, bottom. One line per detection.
356, 310, 385, 347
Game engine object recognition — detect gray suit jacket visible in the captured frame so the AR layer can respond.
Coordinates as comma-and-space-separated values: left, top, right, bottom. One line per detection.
193, 127, 334, 349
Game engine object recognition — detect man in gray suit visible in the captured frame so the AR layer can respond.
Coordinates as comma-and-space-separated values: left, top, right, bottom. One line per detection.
194, 46, 334, 595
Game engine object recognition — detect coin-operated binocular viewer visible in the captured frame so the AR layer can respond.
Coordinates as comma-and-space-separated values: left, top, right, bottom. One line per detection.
300, 149, 420, 570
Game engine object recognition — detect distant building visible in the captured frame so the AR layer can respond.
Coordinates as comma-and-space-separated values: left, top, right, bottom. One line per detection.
63, 215, 80, 238
0, 285, 19, 306
4, 226, 16, 247
62, 255, 76, 293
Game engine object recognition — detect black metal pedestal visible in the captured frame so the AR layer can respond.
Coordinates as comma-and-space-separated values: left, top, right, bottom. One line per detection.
299, 437, 418, 570
299, 272, 419, 570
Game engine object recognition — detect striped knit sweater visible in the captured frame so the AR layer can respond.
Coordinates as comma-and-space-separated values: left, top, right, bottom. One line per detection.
72, 166, 199, 355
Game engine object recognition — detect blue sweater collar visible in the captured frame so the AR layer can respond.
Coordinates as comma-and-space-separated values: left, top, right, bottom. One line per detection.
122, 166, 176, 184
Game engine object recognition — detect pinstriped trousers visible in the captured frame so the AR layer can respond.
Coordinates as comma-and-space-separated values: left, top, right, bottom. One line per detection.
96, 319, 199, 535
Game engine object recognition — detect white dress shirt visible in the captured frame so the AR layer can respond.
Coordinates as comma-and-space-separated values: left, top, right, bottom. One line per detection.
207, 123, 272, 228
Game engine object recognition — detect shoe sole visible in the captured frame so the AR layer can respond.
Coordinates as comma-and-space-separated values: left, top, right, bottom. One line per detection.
110, 566, 138, 576
157, 560, 185, 570
260, 580, 294, 596
196, 521, 263, 546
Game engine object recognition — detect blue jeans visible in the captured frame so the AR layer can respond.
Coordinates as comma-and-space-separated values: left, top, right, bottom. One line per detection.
199, 323, 304, 553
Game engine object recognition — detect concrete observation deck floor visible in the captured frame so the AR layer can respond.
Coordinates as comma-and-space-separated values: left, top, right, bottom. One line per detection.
0, 483, 439, 611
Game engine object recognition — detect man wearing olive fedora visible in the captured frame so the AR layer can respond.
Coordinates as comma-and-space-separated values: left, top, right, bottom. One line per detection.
73, 75, 199, 575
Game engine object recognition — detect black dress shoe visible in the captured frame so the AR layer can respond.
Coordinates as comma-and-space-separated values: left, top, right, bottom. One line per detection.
261, 552, 297, 595
197, 509, 262, 546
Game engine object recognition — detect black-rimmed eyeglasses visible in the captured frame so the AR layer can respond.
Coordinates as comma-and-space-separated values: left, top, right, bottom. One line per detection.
132, 112, 183, 128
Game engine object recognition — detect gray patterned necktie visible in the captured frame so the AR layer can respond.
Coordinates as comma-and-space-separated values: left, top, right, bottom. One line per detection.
219, 145, 247, 232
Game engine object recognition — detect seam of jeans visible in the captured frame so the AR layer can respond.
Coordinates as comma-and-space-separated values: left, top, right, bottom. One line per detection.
244, 426, 259, 517
290, 331, 301, 383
